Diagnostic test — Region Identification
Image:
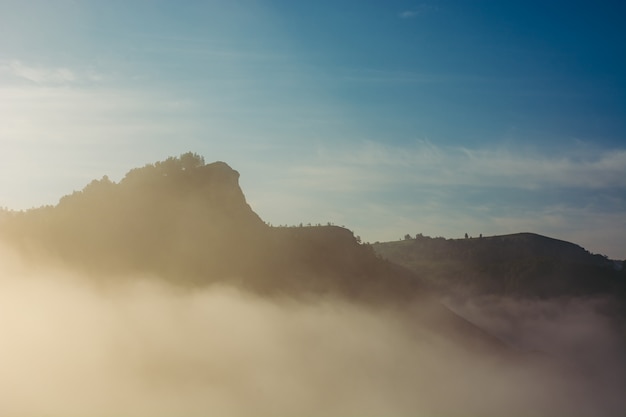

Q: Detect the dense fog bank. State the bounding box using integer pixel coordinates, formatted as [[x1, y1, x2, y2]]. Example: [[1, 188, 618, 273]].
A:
[[1, 245, 624, 417]]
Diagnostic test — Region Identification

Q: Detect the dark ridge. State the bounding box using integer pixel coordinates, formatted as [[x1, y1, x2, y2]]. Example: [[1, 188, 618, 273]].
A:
[[372, 232, 625, 302]]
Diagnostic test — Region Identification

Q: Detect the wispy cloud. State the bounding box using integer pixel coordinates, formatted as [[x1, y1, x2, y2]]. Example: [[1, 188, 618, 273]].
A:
[[398, 4, 438, 19], [399, 10, 419, 19], [2, 60, 103, 85], [247, 140, 626, 256], [454, 146, 626, 189], [295, 141, 626, 190]]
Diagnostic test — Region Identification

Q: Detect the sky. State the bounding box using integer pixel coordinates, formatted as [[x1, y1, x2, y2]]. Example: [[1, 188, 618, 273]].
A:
[[0, 0, 625, 258]]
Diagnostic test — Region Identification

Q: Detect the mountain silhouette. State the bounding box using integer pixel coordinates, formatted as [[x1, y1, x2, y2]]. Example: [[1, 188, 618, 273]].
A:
[[372, 233, 624, 300], [1, 153, 518, 353], [0, 153, 423, 300]]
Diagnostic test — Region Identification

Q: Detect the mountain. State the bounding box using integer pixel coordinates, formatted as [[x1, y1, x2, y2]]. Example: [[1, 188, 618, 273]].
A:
[[0, 153, 516, 355], [372, 233, 625, 300], [0, 153, 427, 302], [2, 156, 261, 279]]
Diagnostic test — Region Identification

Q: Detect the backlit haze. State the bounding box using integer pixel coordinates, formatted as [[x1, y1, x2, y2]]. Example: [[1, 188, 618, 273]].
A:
[[1, 0, 625, 258]]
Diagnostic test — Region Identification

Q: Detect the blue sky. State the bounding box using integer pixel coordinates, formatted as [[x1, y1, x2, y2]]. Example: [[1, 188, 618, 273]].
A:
[[1, 0, 625, 258]]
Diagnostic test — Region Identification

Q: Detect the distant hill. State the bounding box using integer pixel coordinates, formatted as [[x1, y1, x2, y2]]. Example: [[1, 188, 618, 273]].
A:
[[372, 233, 625, 300]]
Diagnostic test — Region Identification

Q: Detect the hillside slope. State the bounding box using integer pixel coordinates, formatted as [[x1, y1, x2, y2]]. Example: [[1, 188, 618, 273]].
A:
[[372, 233, 625, 300]]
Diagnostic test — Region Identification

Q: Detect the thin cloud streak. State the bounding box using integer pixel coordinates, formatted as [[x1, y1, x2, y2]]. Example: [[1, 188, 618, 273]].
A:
[[398, 4, 438, 19], [249, 141, 626, 257], [399, 10, 418, 19], [2, 60, 103, 85], [298, 141, 626, 190]]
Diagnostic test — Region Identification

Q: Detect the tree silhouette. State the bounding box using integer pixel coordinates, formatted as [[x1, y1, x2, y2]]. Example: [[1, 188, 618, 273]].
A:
[[180, 152, 205, 170]]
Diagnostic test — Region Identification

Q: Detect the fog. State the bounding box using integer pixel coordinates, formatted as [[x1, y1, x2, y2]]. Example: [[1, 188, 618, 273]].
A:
[[1, 245, 624, 417], [444, 295, 626, 370]]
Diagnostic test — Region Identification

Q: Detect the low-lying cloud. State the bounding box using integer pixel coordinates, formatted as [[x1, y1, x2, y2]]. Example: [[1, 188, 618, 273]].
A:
[[1, 245, 624, 417], [444, 294, 626, 382]]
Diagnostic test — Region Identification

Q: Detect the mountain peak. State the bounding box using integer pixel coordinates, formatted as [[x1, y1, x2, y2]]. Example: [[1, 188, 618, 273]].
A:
[[1, 153, 267, 278], [0, 153, 429, 302]]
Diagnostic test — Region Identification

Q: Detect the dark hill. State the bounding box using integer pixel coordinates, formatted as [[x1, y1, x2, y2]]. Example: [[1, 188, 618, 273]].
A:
[[0, 153, 422, 303], [372, 233, 625, 300], [1, 156, 266, 281]]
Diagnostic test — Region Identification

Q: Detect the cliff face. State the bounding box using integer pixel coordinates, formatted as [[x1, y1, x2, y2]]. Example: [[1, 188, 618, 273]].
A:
[[0, 155, 268, 281]]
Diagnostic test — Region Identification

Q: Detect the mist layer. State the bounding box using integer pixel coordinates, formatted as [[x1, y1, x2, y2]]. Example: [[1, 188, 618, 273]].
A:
[[0, 246, 624, 417]]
